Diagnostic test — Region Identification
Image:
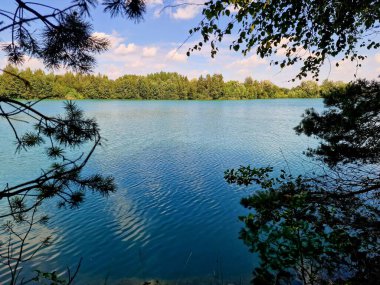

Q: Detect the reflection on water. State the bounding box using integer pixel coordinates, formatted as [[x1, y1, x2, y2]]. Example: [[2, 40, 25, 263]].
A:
[[0, 99, 323, 284], [0, 214, 61, 284]]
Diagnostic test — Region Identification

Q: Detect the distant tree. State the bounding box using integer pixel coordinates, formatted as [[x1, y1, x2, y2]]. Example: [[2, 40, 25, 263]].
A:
[[244, 77, 254, 86], [243, 77, 258, 99], [225, 80, 380, 284], [319, 79, 347, 97], [223, 80, 247, 99], [297, 81, 320, 98], [204, 74, 223, 99], [1, 67, 329, 100]]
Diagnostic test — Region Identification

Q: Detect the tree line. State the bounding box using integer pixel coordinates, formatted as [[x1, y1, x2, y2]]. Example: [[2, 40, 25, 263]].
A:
[[0, 65, 347, 100]]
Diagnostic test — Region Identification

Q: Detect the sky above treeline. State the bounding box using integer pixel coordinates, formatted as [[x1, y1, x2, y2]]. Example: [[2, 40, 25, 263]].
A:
[[0, 0, 379, 87]]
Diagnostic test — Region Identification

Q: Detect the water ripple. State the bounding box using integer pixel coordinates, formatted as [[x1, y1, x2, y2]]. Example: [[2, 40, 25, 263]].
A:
[[0, 99, 323, 283]]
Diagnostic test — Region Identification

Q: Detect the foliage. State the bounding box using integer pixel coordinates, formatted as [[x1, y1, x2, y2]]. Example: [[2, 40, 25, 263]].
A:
[[225, 166, 379, 284], [31, 259, 81, 285], [0, 100, 115, 215], [0, 1, 145, 283], [0, 98, 116, 284], [226, 80, 380, 284], [0, 0, 146, 72], [295, 79, 380, 166], [0, 66, 349, 100], [190, 0, 380, 80]]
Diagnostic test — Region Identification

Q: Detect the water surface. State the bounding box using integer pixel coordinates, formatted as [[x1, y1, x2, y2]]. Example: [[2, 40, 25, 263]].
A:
[[0, 99, 323, 284]]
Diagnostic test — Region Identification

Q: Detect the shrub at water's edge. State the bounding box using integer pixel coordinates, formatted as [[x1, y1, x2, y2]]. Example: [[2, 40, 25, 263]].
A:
[[226, 80, 380, 284], [0, 65, 347, 100]]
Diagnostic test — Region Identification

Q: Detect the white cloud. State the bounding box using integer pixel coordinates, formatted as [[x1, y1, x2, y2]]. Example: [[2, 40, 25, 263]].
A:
[[152, 0, 204, 19], [21, 57, 69, 74], [146, 0, 163, 5], [1, 57, 47, 71], [172, 5, 201, 20], [0, 57, 7, 67], [114, 43, 137, 55], [227, 55, 267, 68], [103, 65, 123, 79], [318, 58, 378, 82], [154, 63, 166, 69], [142, 47, 158, 57], [92, 31, 124, 48], [128, 60, 144, 68], [166, 49, 187, 62], [187, 69, 209, 79], [153, 8, 162, 18], [375, 53, 380, 63], [227, 4, 240, 14], [23, 58, 46, 70]]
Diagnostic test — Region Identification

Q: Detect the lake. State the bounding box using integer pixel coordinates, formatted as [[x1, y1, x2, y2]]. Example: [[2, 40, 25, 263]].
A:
[[0, 99, 324, 284]]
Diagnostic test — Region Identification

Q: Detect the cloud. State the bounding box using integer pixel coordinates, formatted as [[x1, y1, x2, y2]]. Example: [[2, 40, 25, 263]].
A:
[[103, 65, 123, 79], [375, 53, 380, 63], [0, 57, 45, 70], [92, 31, 124, 48], [152, 0, 204, 19], [237, 68, 254, 77], [153, 8, 162, 18], [128, 60, 144, 68], [142, 47, 158, 57], [154, 63, 166, 69], [171, 0, 205, 20], [166, 49, 187, 62], [187, 69, 209, 79], [227, 55, 267, 68], [114, 43, 137, 55], [320, 58, 375, 82], [172, 5, 201, 20], [23, 57, 47, 70], [227, 4, 240, 14], [17, 57, 69, 74], [146, 0, 163, 5]]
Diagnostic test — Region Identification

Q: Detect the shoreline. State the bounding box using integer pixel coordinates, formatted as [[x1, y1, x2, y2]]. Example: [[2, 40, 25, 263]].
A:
[[10, 97, 322, 101]]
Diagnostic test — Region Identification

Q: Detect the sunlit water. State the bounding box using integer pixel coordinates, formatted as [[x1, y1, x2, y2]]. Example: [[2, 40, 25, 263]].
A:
[[0, 99, 324, 284]]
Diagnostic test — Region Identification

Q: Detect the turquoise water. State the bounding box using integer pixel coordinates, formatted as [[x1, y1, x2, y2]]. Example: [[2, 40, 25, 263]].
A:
[[0, 99, 323, 284]]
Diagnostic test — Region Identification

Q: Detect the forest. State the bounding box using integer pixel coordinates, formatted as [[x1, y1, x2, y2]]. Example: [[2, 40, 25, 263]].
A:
[[0, 65, 347, 100], [1, 0, 379, 284]]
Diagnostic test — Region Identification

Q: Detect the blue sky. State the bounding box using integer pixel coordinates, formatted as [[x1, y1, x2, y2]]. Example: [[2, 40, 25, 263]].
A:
[[1, 0, 379, 87]]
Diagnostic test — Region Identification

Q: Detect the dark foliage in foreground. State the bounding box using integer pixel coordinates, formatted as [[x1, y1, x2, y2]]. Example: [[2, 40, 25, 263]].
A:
[[0, 98, 116, 284], [190, 0, 380, 80], [295, 80, 380, 166], [0, 100, 115, 215], [0, 0, 146, 72], [0, 1, 146, 283], [226, 80, 380, 284]]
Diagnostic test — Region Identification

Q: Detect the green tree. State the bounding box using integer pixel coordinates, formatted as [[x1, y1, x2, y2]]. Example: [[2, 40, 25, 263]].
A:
[[225, 80, 380, 284], [295, 79, 380, 167], [244, 77, 258, 99], [298, 81, 320, 98], [223, 80, 247, 99], [0, 65, 28, 98], [1, 68, 328, 100], [190, 0, 380, 79], [319, 79, 347, 97]]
